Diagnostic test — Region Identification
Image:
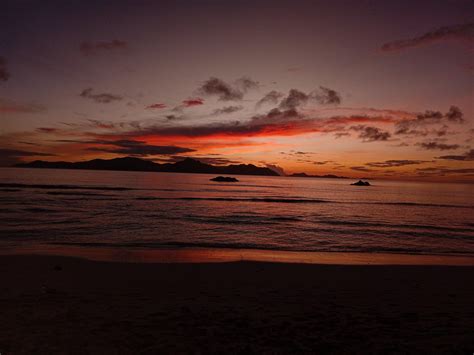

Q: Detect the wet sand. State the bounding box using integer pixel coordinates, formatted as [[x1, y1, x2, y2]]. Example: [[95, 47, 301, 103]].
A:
[[1, 254, 473, 353]]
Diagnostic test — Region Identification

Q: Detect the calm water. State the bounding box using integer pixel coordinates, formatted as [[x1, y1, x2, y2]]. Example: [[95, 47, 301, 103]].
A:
[[1, 167, 473, 256]]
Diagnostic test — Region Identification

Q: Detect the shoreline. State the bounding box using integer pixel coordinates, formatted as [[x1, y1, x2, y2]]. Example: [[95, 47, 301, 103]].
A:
[[2, 244, 474, 265]]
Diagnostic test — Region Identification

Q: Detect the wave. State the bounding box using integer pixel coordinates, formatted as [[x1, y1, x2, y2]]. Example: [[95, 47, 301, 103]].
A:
[[319, 220, 474, 233], [22, 207, 61, 213], [0, 183, 133, 191], [181, 213, 303, 225], [2, 183, 473, 210], [45, 191, 113, 197], [135, 196, 330, 203], [134, 196, 473, 208], [364, 201, 474, 209]]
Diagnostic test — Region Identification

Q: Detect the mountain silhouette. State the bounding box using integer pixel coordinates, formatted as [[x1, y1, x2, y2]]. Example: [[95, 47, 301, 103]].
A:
[[289, 172, 348, 179], [15, 157, 279, 176]]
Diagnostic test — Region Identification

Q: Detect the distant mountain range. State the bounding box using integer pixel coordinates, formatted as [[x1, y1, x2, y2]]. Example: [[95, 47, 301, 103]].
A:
[[15, 157, 279, 177], [288, 172, 348, 179]]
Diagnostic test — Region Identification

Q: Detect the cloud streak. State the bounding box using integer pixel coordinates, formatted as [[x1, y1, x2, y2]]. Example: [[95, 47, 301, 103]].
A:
[[146, 103, 166, 109], [436, 149, 474, 161], [80, 88, 123, 103], [417, 142, 460, 151], [182, 98, 204, 107], [85, 140, 195, 156], [366, 160, 429, 168], [380, 23, 474, 52], [212, 106, 243, 115]]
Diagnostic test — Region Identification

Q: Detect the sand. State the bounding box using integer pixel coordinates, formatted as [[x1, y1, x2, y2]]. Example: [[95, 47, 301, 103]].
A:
[[1, 254, 473, 354]]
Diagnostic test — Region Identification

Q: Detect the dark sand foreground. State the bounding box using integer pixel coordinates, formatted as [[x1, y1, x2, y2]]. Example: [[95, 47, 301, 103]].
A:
[[1, 255, 473, 354]]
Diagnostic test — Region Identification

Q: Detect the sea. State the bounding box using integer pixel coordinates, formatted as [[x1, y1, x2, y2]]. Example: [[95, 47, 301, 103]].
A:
[[1, 167, 473, 256]]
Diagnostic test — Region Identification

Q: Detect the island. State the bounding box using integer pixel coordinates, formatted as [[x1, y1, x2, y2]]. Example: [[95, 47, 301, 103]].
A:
[[210, 176, 239, 182], [14, 157, 279, 177], [351, 180, 371, 186], [289, 172, 348, 179]]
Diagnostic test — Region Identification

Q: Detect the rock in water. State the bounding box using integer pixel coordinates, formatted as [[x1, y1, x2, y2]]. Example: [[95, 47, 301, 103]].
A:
[[210, 176, 239, 182], [351, 180, 371, 186]]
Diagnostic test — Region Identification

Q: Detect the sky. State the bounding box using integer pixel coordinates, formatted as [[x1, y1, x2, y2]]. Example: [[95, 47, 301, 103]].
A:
[[1, 0, 473, 182]]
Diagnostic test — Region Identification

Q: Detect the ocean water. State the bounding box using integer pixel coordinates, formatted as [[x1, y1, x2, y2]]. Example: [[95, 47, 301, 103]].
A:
[[0, 167, 473, 256]]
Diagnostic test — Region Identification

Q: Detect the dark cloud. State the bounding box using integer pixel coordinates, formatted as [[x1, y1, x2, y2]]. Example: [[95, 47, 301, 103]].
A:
[[416, 110, 444, 121], [279, 89, 309, 110], [350, 125, 391, 142], [280, 151, 315, 157], [146, 103, 166, 109], [292, 151, 315, 156], [197, 77, 243, 101], [436, 149, 474, 161], [434, 125, 449, 137], [350, 166, 374, 172], [36, 127, 58, 133], [313, 161, 332, 165], [165, 115, 182, 121], [212, 106, 243, 115], [416, 166, 474, 176], [80, 88, 123, 103], [79, 110, 399, 142], [0, 99, 45, 113], [0, 148, 54, 157], [394, 106, 464, 135], [86, 119, 116, 129], [394, 128, 427, 137], [256, 91, 284, 108], [334, 132, 350, 139], [380, 22, 474, 52], [152, 155, 242, 165], [311, 86, 342, 105], [104, 114, 301, 139], [366, 160, 429, 168], [417, 142, 460, 150], [86, 140, 195, 156], [251, 108, 303, 124], [235, 77, 259, 92], [18, 141, 42, 146], [0, 148, 55, 166], [80, 40, 127, 55], [278, 87, 341, 109], [0, 57, 10, 82], [182, 98, 204, 107], [445, 105, 464, 123]]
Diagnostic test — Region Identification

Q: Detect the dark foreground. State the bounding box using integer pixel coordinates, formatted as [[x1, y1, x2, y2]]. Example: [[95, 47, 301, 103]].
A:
[[1, 255, 473, 354]]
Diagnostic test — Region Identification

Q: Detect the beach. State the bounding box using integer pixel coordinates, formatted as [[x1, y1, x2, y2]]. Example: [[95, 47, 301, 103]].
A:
[[1, 253, 473, 354]]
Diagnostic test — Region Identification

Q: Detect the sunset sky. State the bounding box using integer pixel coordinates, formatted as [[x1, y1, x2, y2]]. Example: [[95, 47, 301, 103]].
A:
[[1, 0, 473, 181]]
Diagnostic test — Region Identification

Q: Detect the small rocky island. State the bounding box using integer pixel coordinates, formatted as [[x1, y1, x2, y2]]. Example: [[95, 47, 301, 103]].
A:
[[210, 176, 239, 182], [351, 180, 371, 186]]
